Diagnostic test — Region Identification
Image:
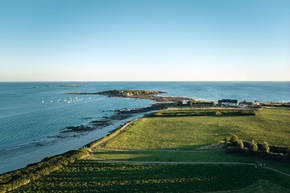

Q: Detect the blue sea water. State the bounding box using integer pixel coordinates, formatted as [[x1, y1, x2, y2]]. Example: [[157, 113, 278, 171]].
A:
[[0, 81, 289, 173]]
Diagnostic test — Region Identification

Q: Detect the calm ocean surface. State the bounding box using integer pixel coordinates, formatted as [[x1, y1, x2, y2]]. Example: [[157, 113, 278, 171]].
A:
[[0, 81, 289, 173]]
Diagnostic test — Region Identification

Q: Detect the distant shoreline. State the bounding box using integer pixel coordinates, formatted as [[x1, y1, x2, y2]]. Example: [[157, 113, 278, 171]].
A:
[[68, 89, 290, 108], [68, 89, 192, 103], [1, 88, 289, 175]]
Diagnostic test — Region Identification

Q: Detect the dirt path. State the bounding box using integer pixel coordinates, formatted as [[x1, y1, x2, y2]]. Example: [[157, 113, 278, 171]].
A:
[[95, 148, 225, 153], [262, 166, 290, 177], [88, 158, 290, 177]]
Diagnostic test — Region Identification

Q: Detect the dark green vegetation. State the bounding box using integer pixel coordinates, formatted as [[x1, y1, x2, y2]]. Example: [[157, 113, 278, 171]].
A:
[[0, 149, 89, 192], [12, 161, 290, 193], [225, 135, 290, 163], [3, 108, 290, 192], [90, 108, 290, 191], [151, 108, 255, 117], [260, 102, 290, 108], [92, 149, 290, 173]]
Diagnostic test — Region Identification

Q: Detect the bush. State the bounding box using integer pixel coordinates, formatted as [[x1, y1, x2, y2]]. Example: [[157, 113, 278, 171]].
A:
[[249, 140, 258, 151], [229, 135, 239, 146], [225, 136, 290, 163], [261, 142, 270, 153], [236, 140, 244, 149], [269, 145, 288, 154], [223, 137, 229, 144], [215, 111, 222, 116], [226, 148, 289, 163]]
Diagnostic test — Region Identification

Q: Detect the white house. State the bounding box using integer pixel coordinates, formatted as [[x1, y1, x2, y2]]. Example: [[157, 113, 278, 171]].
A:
[[218, 99, 239, 107], [182, 100, 189, 105]]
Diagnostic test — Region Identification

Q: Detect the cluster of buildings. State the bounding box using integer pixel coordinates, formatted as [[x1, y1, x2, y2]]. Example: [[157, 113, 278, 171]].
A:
[[217, 99, 239, 107], [218, 99, 260, 107], [181, 99, 260, 108]]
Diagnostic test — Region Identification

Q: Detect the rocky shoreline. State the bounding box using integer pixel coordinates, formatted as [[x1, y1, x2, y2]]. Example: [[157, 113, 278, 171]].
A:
[[62, 89, 194, 134], [60, 103, 168, 134], [62, 90, 193, 134]]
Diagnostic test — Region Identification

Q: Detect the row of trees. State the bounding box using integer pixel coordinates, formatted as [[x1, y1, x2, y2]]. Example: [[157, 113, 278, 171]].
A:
[[227, 135, 270, 153], [224, 135, 290, 163]]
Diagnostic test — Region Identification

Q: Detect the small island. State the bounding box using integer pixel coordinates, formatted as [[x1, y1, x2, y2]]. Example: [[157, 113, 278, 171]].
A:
[[60, 84, 86, 87], [68, 89, 191, 102]]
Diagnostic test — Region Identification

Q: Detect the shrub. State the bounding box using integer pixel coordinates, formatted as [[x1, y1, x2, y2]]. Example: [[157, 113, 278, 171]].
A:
[[229, 135, 239, 146], [261, 142, 270, 153], [287, 147, 290, 155], [223, 137, 228, 144], [249, 140, 258, 151], [215, 111, 222, 116], [236, 140, 244, 149]]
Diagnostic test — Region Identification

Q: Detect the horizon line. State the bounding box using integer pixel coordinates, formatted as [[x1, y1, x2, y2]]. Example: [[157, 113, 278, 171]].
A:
[[1, 80, 289, 83]]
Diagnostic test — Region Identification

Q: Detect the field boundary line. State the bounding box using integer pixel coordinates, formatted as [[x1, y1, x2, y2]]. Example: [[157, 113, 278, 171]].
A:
[[95, 148, 225, 153], [90, 159, 290, 177]]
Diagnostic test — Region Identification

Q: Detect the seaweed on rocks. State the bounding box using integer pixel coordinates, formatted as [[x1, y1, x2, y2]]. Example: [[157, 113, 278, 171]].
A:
[[59, 103, 168, 135], [62, 125, 94, 133]]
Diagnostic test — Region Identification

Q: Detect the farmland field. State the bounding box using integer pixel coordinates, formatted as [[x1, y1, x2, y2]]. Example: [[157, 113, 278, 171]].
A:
[[12, 161, 290, 193], [8, 108, 290, 192], [101, 108, 290, 150], [91, 150, 290, 174]]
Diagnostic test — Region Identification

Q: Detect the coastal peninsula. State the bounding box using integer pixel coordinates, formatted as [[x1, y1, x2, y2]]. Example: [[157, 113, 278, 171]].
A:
[[68, 89, 192, 102], [61, 90, 191, 134]]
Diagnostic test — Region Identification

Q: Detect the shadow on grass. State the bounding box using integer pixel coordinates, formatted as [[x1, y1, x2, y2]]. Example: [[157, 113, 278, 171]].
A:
[[92, 146, 290, 175], [15, 160, 290, 193]]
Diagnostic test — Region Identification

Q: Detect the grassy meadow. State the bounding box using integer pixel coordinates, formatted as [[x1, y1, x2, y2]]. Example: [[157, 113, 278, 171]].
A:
[[8, 108, 290, 192], [100, 108, 290, 150]]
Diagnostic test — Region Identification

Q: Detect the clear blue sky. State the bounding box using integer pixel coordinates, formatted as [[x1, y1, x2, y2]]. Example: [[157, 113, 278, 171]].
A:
[[0, 0, 289, 81]]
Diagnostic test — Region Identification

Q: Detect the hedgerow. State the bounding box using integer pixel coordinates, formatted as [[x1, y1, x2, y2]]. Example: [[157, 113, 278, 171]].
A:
[[0, 148, 89, 193]]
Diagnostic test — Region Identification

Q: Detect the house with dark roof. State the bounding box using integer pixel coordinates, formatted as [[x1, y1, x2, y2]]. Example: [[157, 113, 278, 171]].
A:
[[218, 99, 239, 107]]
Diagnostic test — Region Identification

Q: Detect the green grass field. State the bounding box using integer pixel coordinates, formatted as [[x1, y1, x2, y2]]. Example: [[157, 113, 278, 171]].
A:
[[10, 108, 290, 192], [151, 108, 255, 116], [101, 108, 290, 150], [91, 150, 290, 174], [12, 161, 290, 193]]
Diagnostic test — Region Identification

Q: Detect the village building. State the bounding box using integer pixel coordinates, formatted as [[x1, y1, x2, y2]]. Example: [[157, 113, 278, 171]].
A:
[[182, 100, 189, 105], [218, 99, 239, 107]]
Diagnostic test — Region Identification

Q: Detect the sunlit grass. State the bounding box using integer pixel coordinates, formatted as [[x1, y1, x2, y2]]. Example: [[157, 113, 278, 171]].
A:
[[11, 108, 290, 192], [92, 149, 252, 162], [101, 108, 290, 150]]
